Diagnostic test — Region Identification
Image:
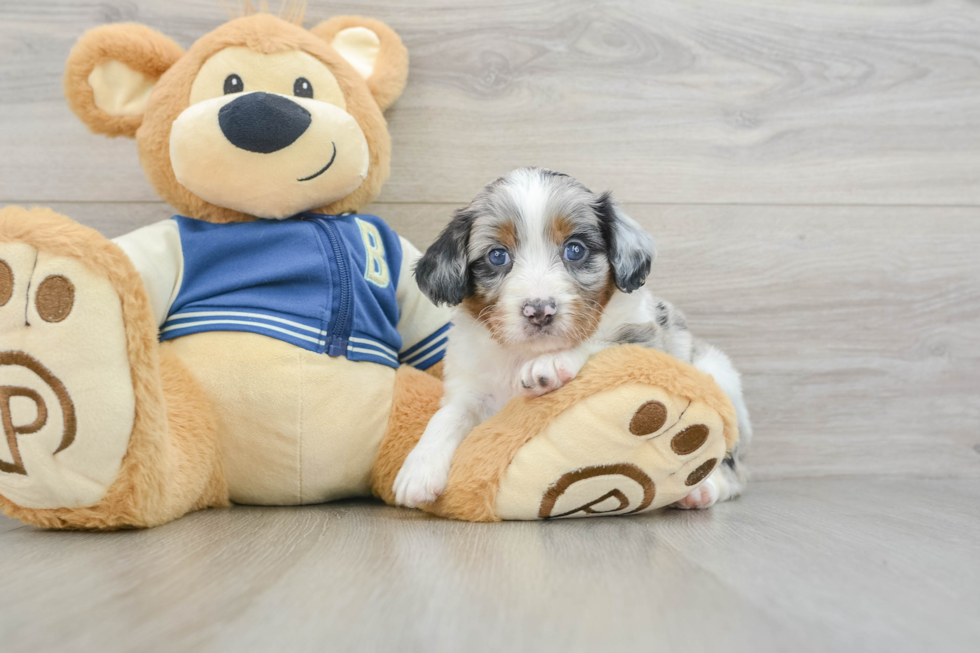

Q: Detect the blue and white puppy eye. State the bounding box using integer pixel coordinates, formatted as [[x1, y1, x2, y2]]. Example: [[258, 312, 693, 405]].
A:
[[488, 248, 510, 266], [563, 241, 587, 261]]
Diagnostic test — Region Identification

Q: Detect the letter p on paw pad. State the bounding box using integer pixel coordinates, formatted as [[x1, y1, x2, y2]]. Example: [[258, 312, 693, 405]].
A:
[[0, 244, 135, 510]]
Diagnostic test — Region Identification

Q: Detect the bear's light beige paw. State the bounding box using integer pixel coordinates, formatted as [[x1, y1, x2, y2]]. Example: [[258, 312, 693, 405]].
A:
[[495, 383, 727, 520], [0, 239, 135, 510]]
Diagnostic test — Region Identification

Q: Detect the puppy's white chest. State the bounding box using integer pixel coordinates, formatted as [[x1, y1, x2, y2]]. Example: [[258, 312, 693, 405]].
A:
[[473, 358, 526, 420], [445, 342, 527, 420]]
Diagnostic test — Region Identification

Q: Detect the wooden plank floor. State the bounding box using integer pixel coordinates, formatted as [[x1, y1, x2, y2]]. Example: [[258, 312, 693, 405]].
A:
[[2, 479, 978, 653], [2, 1, 980, 651]]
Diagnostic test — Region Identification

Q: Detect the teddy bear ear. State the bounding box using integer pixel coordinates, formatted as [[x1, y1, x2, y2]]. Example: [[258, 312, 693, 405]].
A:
[[310, 16, 409, 111], [64, 23, 184, 138]]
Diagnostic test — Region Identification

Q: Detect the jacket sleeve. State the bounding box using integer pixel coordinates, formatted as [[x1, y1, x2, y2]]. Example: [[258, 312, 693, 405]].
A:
[[395, 236, 452, 370], [112, 219, 184, 328]]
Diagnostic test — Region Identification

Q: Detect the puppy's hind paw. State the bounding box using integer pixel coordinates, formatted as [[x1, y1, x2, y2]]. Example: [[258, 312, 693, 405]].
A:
[[670, 477, 719, 510]]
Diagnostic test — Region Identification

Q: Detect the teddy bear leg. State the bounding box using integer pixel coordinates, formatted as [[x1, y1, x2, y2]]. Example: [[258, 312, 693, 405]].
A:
[[423, 345, 739, 522], [0, 207, 228, 529]]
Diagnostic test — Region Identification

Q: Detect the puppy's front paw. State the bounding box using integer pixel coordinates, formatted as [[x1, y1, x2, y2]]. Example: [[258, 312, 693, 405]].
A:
[[393, 447, 451, 508], [517, 351, 583, 398], [670, 477, 719, 510]]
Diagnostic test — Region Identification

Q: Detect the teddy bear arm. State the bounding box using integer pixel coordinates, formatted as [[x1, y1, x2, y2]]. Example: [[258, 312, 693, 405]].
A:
[[394, 235, 453, 375], [111, 219, 184, 328]]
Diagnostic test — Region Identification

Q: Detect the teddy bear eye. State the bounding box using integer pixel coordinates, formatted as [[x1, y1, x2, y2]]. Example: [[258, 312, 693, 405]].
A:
[[293, 77, 313, 98], [223, 74, 243, 95]]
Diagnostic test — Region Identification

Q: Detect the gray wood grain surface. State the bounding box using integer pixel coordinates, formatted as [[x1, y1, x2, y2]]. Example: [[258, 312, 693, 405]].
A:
[[2, 478, 978, 653], [2, 1, 979, 651], [2, 0, 980, 205]]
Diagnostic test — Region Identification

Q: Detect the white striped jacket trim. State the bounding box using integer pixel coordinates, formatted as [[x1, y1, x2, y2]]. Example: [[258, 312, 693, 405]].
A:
[[347, 346, 399, 364], [168, 310, 325, 335], [348, 336, 398, 358], [161, 319, 326, 346], [400, 337, 448, 366], [407, 344, 447, 369], [163, 311, 408, 366]]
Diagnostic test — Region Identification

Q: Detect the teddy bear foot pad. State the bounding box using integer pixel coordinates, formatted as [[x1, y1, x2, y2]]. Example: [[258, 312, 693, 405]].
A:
[[496, 382, 727, 519], [0, 215, 136, 510]]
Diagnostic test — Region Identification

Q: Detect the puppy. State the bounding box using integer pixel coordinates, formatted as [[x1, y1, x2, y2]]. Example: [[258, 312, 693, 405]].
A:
[[393, 168, 752, 510]]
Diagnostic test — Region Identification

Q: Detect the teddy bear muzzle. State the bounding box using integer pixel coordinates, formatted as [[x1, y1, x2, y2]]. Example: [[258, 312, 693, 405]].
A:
[[218, 92, 311, 154], [169, 91, 370, 220]]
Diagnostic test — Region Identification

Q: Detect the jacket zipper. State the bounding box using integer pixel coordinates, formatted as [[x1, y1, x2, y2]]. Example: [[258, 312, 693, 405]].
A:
[[314, 216, 352, 357]]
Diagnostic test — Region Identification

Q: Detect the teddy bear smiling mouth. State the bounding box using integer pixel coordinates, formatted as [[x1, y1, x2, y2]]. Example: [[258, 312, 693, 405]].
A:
[[297, 141, 337, 182]]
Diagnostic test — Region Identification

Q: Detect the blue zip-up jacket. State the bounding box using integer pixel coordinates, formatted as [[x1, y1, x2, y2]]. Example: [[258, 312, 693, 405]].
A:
[[114, 213, 452, 370]]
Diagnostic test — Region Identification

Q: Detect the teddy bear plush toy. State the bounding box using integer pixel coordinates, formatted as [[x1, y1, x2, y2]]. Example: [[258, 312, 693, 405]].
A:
[[0, 10, 738, 529]]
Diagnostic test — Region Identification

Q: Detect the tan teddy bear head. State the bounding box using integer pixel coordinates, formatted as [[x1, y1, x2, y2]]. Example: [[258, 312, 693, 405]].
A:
[[64, 10, 408, 223]]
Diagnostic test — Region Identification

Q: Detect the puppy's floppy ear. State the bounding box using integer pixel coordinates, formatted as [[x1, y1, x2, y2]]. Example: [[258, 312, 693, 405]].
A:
[[311, 16, 409, 111], [64, 23, 184, 138], [594, 192, 656, 293], [415, 208, 475, 306]]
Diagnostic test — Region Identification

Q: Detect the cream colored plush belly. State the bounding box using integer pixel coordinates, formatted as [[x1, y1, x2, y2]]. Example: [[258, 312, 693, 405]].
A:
[[167, 332, 395, 506]]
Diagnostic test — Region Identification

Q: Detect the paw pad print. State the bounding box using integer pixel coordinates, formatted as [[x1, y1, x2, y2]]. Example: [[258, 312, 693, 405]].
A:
[[629, 400, 667, 435], [495, 382, 727, 520], [34, 275, 75, 322], [538, 463, 655, 519], [0, 351, 77, 476], [0, 259, 12, 306], [0, 244, 134, 510]]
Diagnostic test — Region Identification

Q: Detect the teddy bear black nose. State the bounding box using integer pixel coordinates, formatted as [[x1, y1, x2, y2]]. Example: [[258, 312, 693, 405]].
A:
[[218, 92, 311, 154]]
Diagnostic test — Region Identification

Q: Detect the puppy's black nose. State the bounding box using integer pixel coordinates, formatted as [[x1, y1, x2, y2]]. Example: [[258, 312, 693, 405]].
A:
[[218, 92, 311, 154], [523, 299, 557, 327]]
